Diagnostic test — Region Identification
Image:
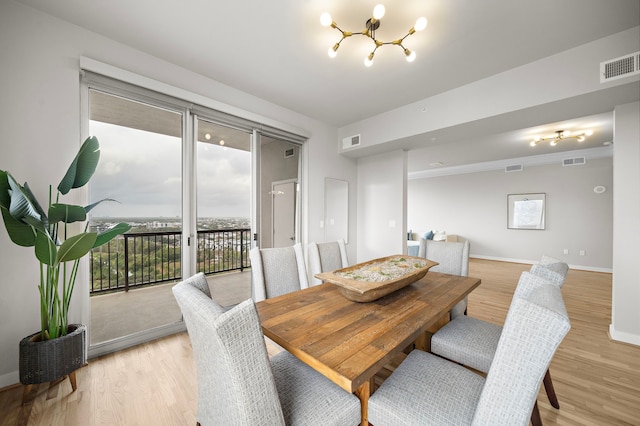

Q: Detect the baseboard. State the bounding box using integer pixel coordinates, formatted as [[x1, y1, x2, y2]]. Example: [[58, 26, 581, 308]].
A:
[[0, 370, 19, 390], [609, 324, 640, 347], [470, 255, 612, 273], [88, 321, 186, 359]]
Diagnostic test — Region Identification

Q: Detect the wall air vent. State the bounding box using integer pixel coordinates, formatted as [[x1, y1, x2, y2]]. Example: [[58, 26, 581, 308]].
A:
[[284, 147, 295, 158], [600, 51, 640, 83], [505, 164, 523, 173], [342, 134, 361, 149], [562, 157, 586, 167]]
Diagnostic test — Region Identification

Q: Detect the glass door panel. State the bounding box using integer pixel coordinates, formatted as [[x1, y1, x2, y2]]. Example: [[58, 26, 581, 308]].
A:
[[195, 119, 252, 307], [88, 89, 183, 346]]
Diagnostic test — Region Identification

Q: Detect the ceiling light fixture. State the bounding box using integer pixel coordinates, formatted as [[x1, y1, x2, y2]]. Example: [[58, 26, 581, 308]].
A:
[[529, 129, 593, 147], [320, 4, 427, 67]]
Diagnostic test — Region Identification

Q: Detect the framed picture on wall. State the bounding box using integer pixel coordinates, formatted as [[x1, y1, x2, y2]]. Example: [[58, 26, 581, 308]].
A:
[[507, 193, 546, 230]]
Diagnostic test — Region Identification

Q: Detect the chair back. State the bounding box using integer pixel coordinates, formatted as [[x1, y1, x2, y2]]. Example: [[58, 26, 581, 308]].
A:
[[417, 239, 470, 276], [249, 243, 309, 302], [308, 239, 348, 285], [418, 239, 470, 317], [173, 277, 285, 425], [530, 255, 569, 287], [471, 277, 570, 426]]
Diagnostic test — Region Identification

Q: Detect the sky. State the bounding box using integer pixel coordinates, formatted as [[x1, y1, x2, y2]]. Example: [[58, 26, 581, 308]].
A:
[[89, 121, 251, 218]]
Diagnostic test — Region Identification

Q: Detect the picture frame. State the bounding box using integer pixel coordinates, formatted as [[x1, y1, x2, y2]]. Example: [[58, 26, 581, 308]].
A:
[[507, 193, 546, 230]]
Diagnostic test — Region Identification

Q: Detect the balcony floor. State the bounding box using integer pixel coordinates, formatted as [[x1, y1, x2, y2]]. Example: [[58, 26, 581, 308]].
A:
[[90, 271, 251, 344]]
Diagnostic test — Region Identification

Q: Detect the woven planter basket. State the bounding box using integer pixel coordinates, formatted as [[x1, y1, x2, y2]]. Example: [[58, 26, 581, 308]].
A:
[[19, 324, 86, 385]]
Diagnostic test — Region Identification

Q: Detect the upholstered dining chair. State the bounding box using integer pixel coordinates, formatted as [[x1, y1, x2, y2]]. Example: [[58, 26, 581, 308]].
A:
[[430, 268, 569, 425], [307, 239, 349, 285], [368, 276, 570, 426], [249, 243, 309, 302], [530, 255, 570, 287], [172, 273, 361, 426], [417, 238, 470, 318]]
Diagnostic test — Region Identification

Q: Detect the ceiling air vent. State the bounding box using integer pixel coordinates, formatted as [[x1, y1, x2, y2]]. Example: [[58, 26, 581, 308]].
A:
[[284, 147, 295, 158], [563, 157, 586, 167], [342, 134, 361, 149], [600, 51, 640, 83], [505, 164, 523, 173]]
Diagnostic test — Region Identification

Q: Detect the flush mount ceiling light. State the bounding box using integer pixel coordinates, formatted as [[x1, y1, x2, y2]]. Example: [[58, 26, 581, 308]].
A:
[[529, 129, 594, 147], [320, 4, 427, 67]]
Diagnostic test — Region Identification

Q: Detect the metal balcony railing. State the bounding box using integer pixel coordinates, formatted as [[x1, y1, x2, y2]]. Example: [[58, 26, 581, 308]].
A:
[[90, 228, 252, 294]]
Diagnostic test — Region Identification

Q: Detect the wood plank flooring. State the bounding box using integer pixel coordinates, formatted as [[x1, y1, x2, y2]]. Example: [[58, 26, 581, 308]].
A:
[[1, 259, 639, 425]]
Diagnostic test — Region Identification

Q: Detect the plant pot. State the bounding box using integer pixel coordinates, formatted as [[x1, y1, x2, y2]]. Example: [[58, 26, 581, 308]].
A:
[[19, 324, 86, 385]]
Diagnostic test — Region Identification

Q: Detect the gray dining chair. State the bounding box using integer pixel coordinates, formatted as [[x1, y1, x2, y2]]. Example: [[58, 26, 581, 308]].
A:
[[172, 273, 361, 426], [417, 238, 470, 318], [531, 255, 570, 287], [249, 243, 309, 302], [368, 275, 570, 426], [307, 239, 349, 285], [430, 266, 569, 425]]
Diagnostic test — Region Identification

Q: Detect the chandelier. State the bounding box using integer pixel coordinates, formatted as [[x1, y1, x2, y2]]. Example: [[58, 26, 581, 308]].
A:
[[320, 4, 427, 67], [529, 130, 594, 147]]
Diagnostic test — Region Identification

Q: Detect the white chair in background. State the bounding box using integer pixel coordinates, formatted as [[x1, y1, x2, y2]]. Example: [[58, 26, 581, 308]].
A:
[[307, 239, 348, 285], [249, 244, 309, 302], [418, 238, 470, 318]]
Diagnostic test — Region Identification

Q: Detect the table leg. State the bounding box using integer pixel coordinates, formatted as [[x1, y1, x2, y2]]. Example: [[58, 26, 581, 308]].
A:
[[355, 380, 371, 426]]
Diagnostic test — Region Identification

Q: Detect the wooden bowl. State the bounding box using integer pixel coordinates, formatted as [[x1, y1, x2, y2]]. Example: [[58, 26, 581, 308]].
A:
[[315, 255, 439, 302]]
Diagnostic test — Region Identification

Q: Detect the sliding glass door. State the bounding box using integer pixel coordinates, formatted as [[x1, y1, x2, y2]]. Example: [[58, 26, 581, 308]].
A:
[[88, 89, 185, 349]]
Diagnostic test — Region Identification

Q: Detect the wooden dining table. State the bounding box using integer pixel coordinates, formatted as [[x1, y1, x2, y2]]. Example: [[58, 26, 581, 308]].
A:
[[255, 271, 481, 426]]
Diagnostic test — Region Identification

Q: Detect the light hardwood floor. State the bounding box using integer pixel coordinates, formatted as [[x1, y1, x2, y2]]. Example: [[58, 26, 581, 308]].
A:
[[1, 259, 639, 425]]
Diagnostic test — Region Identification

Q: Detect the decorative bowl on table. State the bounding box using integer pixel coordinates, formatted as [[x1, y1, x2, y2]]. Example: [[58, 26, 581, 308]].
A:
[[315, 255, 439, 302]]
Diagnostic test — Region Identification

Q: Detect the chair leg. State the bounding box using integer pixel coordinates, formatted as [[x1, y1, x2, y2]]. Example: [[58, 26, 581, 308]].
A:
[[543, 368, 560, 409], [531, 400, 543, 426]]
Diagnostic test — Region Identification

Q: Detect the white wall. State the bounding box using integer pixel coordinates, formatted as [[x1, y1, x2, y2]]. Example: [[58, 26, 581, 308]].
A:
[[0, 1, 356, 387], [356, 151, 407, 262], [611, 101, 640, 346], [408, 158, 613, 270]]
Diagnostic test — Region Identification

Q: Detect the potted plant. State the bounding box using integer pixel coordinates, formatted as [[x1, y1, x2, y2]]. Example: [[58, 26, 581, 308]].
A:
[[0, 136, 130, 399]]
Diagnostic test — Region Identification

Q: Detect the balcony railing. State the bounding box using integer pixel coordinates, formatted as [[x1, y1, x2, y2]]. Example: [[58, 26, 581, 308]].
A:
[[90, 228, 252, 294]]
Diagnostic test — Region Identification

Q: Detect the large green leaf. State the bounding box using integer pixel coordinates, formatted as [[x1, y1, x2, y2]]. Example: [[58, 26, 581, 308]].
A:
[[85, 198, 119, 214], [57, 232, 97, 262], [6, 175, 42, 224], [35, 230, 57, 265], [49, 203, 86, 224], [0, 207, 36, 246], [57, 136, 100, 195], [93, 222, 131, 248]]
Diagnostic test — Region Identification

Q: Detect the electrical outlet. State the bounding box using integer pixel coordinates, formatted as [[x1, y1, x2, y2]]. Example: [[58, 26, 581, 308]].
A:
[[563, 249, 569, 255], [579, 250, 586, 256]]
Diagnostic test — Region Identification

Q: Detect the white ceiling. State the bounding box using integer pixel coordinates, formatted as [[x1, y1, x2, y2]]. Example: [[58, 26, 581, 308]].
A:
[[16, 0, 640, 169]]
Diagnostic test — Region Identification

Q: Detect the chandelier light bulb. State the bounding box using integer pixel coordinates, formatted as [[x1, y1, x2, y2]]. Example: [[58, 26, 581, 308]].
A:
[[405, 50, 416, 62], [320, 12, 333, 27], [562, 130, 571, 137], [577, 136, 585, 142], [585, 129, 594, 136], [373, 4, 386, 20], [530, 140, 537, 147], [328, 43, 339, 58], [365, 52, 375, 67], [550, 140, 558, 146], [415, 17, 428, 31]]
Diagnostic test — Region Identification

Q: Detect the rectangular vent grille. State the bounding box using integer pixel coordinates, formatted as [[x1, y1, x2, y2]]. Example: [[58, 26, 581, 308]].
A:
[[505, 164, 523, 173], [342, 134, 360, 149], [563, 157, 586, 167], [284, 147, 295, 158], [600, 52, 640, 82]]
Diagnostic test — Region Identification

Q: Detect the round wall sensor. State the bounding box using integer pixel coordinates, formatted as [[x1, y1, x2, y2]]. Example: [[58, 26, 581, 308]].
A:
[[593, 186, 606, 194]]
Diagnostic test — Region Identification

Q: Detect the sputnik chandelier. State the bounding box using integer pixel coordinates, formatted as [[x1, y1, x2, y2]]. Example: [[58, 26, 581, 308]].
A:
[[529, 129, 594, 147], [320, 4, 427, 67]]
